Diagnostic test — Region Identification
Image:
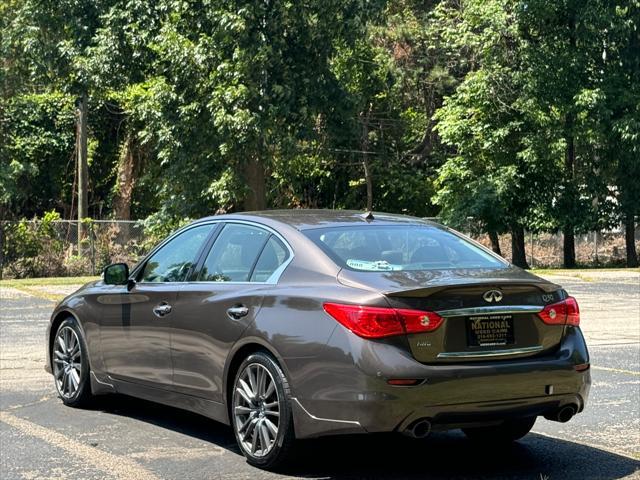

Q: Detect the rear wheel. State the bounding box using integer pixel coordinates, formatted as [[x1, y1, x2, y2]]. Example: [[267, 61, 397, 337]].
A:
[[231, 352, 295, 469], [462, 416, 536, 443], [52, 318, 92, 407]]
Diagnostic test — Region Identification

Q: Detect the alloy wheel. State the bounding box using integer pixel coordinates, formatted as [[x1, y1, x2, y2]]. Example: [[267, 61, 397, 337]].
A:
[[233, 363, 281, 458], [52, 326, 82, 398]]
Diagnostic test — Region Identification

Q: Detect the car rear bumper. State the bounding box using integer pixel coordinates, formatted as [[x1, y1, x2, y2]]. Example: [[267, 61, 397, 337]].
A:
[[289, 326, 590, 439]]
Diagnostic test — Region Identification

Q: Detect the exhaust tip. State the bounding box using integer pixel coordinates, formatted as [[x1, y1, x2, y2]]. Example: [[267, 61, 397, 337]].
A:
[[405, 419, 432, 439], [546, 405, 577, 423], [557, 405, 576, 423]]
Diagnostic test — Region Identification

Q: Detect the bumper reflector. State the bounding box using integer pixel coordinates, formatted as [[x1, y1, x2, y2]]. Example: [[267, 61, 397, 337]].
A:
[[387, 379, 421, 386]]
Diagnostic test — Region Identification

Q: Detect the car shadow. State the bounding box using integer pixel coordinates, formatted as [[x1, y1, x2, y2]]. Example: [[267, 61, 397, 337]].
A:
[[93, 394, 639, 479]]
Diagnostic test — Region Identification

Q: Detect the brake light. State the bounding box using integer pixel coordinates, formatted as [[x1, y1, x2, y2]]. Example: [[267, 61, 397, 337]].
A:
[[323, 303, 443, 339], [538, 297, 580, 326]]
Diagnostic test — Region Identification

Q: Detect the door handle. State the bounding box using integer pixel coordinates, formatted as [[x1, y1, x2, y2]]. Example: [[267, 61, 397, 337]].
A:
[[227, 305, 249, 320], [153, 303, 172, 317]]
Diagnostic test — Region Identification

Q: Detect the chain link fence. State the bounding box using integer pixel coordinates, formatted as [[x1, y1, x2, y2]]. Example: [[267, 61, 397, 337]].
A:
[[0, 220, 147, 279], [424, 217, 639, 268], [472, 231, 636, 268], [1, 218, 638, 279]]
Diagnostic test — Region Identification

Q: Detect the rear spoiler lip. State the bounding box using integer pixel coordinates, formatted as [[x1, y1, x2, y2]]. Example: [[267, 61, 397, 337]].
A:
[[383, 279, 561, 297]]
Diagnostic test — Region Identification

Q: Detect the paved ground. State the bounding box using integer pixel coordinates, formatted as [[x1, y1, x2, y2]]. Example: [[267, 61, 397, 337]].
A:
[[1, 271, 638, 479]]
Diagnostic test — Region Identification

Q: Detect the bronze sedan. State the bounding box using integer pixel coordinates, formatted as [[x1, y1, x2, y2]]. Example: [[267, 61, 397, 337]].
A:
[[45, 210, 590, 469]]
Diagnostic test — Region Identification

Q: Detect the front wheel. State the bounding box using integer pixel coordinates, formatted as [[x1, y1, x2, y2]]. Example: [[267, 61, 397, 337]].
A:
[[52, 318, 93, 407], [231, 352, 296, 469], [462, 416, 536, 443]]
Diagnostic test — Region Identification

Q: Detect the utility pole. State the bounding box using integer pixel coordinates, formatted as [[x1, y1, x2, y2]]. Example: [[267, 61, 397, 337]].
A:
[[77, 92, 88, 253]]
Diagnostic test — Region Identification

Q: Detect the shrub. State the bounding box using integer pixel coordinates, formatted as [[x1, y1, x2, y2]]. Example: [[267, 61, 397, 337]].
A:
[[2, 211, 66, 278], [63, 251, 92, 277]]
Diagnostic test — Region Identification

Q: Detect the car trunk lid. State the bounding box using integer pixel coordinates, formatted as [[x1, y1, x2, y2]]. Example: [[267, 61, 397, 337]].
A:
[[338, 267, 565, 363]]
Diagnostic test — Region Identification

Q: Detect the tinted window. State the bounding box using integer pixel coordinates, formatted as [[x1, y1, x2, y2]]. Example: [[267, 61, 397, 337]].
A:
[[141, 224, 213, 282], [304, 225, 506, 271], [250, 236, 290, 282], [198, 224, 269, 282]]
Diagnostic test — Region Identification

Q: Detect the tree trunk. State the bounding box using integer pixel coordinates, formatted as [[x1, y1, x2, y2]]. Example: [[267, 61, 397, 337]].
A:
[[243, 156, 267, 211], [0, 221, 4, 281], [562, 113, 577, 268], [361, 107, 374, 211], [113, 135, 136, 221], [625, 213, 639, 267], [563, 228, 576, 268], [488, 230, 502, 256], [511, 226, 529, 269], [76, 92, 89, 252]]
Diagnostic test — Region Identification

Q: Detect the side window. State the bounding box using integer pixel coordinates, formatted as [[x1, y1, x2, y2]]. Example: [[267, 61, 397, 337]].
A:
[[140, 224, 213, 283], [250, 236, 290, 282], [198, 224, 269, 282]]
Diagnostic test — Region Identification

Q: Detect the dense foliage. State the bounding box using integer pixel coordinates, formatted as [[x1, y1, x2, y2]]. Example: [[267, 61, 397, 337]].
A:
[[1, 0, 638, 267]]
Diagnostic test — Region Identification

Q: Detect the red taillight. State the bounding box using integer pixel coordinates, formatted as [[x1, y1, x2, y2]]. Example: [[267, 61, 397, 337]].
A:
[[322, 303, 443, 339], [387, 379, 421, 386], [538, 297, 580, 326], [395, 308, 444, 334]]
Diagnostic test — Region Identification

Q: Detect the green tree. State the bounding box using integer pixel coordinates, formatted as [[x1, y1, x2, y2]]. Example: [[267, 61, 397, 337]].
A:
[[0, 93, 76, 219], [603, 1, 640, 266], [517, 0, 634, 267], [432, 0, 556, 268], [1, 0, 119, 222]]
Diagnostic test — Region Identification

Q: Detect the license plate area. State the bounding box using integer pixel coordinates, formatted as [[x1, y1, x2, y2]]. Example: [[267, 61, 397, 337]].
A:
[[466, 314, 514, 347]]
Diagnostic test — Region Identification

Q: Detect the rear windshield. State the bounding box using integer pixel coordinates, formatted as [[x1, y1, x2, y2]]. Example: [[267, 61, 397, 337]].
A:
[[303, 225, 507, 271]]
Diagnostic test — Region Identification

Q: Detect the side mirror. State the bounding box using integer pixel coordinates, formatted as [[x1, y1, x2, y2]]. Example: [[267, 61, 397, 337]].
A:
[[103, 263, 129, 286]]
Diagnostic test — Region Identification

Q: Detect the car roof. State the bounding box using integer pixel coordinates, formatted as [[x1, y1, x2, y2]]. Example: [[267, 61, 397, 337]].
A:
[[194, 209, 442, 231]]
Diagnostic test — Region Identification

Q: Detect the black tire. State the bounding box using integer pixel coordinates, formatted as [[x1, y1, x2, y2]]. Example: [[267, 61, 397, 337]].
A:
[[231, 351, 296, 470], [51, 318, 93, 407], [462, 416, 536, 443]]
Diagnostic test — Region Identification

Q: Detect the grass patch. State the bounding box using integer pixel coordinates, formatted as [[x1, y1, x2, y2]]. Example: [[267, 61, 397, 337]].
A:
[[0, 276, 100, 288], [531, 267, 639, 283], [531, 267, 639, 274], [532, 270, 596, 282], [0, 276, 99, 302]]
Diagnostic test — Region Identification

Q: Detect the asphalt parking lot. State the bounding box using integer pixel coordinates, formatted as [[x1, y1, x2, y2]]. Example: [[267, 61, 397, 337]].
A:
[[1, 271, 639, 479]]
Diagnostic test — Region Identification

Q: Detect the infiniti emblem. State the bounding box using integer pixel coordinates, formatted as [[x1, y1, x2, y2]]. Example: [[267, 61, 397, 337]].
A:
[[483, 289, 503, 303]]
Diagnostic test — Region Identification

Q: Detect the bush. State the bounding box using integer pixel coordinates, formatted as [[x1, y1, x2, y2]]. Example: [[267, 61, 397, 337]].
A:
[[63, 251, 92, 277], [2, 211, 66, 278], [92, 222, 144, 271], [0, 214, 151, 279]]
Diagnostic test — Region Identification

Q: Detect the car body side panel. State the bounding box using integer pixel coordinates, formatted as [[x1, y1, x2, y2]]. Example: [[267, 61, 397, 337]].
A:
[[111, 376, 229, 425], [170, 283, 265, 400], [98, 283, 175, 388], [245, 286, 376, 356], [47, 289, 104, 376], [215, 282, 388, 424]]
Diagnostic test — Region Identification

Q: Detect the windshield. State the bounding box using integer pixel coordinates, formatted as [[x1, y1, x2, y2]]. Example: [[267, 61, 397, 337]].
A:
[[304, 225, 507, 272]]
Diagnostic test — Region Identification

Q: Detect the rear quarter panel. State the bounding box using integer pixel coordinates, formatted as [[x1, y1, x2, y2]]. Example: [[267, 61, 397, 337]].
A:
[[235, 283, 389, 396]]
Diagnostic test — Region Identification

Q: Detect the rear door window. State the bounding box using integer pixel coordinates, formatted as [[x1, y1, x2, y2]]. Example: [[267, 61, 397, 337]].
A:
[[198, 224, 269, 282], [250, 236, 290, 282]]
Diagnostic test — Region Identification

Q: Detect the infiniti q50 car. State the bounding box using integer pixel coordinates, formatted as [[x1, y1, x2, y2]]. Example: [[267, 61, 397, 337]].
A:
[[46, 210, 590, 468]]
